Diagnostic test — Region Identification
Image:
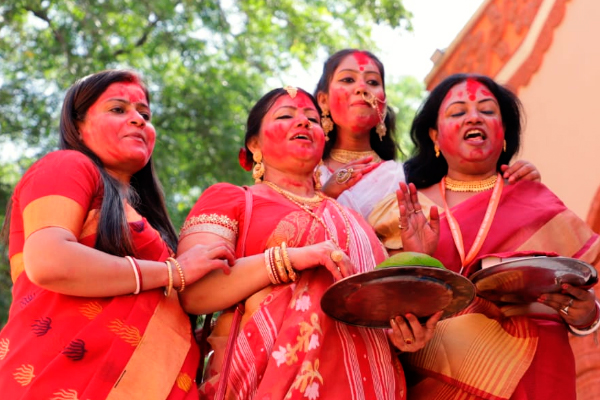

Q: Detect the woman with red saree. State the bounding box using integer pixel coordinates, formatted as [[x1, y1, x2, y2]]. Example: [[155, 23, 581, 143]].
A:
[[178, 87, 440, 400], [0, 70, 234, 399], [371, 73, 600, 400]]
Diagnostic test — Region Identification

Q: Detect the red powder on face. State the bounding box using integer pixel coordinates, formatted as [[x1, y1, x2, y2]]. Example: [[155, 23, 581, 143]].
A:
[[353, 51, 372, 66], [466, 78, 483, 101]]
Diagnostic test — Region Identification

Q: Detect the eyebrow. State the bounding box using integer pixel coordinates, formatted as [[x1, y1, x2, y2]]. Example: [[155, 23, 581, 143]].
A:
[[106, 98, 150, 108], [447, 98, 498, 107], [336, 68, 381, 75], [274, 106, 317, 113]]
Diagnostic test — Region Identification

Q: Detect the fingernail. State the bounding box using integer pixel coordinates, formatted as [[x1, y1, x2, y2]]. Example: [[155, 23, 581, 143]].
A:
[[562, 284, 569, 290]]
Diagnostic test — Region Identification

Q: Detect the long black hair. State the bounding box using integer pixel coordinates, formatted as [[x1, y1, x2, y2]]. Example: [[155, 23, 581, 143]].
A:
[[2, 70, 177, 255], [404, 73, 523, 188], [314, 49, 399, 161]]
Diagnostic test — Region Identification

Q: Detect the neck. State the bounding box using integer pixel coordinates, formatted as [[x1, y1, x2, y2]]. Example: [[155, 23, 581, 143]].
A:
[[332, 126, 373, 152], [262, 169, 316, 197]]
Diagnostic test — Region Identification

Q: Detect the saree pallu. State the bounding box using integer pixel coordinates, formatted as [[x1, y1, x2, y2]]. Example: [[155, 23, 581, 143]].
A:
[[184, 183, 406, 400], [0, 150, 199, 400], [372, 180, 600, 400]]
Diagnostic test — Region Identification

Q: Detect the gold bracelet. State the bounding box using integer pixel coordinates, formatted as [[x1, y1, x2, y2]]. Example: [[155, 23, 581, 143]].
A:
[[268, 248, 282, 284], [125, 256, 141, 295], [280, 242, 297, 282], [265, 248, 279, 284], [273, 246, 289, 283], [167, 257, 186, 292], [164, 260, 174, 297]]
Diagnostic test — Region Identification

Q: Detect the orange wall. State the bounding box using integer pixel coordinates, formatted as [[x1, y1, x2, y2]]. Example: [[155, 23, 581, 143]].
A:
[[516, 0, 600, 219]]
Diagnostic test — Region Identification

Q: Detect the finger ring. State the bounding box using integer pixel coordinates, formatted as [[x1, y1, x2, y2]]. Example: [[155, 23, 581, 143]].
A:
[[335, 168, 353, 184], [330, 250, 344, 262], [404, 338, 413, 345], [560, 305, 570, 315], [568, 298, 574, 307]]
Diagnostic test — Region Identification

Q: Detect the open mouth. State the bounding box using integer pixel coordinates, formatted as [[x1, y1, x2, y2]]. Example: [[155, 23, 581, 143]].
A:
[[291, 133, 311, 141], [464, 129, 486, 140]]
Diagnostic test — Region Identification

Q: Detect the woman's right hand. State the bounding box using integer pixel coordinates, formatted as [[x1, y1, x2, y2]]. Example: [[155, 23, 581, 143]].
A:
[[396, 182, 440, 255], [286, 240, 353, 281], [176, 242, 236, 286], [322, 157, 380, 199]]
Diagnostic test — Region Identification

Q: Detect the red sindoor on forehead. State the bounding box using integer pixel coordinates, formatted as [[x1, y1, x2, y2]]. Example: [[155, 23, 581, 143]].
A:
[[353, 51, 373, 71]]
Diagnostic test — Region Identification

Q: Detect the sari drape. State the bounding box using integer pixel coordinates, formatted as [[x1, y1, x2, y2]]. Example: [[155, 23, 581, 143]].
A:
[[182, 183, 406, 400], [0, 150, 199, 400], [371, 180, 600, 400]]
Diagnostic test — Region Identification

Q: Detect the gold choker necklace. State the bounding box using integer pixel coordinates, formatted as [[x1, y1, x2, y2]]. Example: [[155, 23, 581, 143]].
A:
[[330, 149, 381, 164], [262, 181, 323, 205], [444, 174, 498, 192]]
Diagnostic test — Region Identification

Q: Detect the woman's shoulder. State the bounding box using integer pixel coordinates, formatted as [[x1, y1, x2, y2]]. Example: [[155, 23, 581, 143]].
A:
[[17, 150, 100, 189], [200, 182, 247, 200]]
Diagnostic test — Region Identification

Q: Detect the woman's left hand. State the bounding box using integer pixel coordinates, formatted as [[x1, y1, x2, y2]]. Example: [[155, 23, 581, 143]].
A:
[[500, 160, 541, 184], [387, 311, 443, 352], [538, 284, 597, 327]]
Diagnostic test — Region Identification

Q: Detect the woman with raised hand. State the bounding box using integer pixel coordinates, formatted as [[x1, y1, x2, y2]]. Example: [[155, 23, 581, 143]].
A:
[[0, 69, 234, 399], [179, 86, 439, 400], [389, 73, 600, 400]]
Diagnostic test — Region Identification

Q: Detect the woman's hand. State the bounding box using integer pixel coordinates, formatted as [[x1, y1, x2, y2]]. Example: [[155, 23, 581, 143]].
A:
[[387, 311, 442, 352], [176, 242, 236, 286], [286, 240, 353, 281], [321, 156, 380, 199], [396, 182, 440, 255], [500, 159, 541, 184], [538, 284, 597, 327]]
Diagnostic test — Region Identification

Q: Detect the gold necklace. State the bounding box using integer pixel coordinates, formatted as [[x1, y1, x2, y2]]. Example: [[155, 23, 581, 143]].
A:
[[444, 174, 499, 192], [262, 181, 350, 251], [261, 181, 323, 205], [329, 149, 382, 164]]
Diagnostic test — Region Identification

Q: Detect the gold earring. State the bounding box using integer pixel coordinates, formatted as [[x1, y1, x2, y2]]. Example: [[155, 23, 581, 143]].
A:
[[252, 150, 265, 183], [434, 144, 440, 158], [376, 106, 387, 141], [503, 140, 507, 152], [313, 164, 322, 190], [321, 108, 334, 141]]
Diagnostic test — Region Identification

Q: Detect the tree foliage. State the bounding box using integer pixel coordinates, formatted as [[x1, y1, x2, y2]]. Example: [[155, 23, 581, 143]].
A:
[[0, 0, 415, 326]]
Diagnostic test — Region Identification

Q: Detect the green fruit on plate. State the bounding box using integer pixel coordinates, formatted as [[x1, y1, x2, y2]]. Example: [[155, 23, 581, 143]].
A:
[[376, 252, 445, 269]]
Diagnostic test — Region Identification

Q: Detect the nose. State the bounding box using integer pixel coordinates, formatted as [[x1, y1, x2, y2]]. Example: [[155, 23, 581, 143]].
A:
[[465, 108, 483, 124], [129, 111, 146, 127], [296, 115, 311, 128]]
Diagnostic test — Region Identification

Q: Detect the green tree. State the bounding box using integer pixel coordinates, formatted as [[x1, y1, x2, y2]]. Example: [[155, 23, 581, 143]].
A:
[[0, 0, 415, 326]]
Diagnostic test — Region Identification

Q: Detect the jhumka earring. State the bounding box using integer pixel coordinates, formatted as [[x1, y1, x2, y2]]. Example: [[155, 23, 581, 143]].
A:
[[503, 140, 507, 152], [252, 150, 265, 183], [321, 107, 334, 141], [434, 144, 440, 158], [375, 108, 388, 141], [313, 163, 323, 190]]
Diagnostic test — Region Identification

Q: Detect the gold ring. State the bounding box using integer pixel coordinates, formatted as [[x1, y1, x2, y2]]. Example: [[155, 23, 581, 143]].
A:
[[335, 168, 353, 184], [398, 223, 407, 230], [404, 338, 413, 345], [330, 250, 344, 262]]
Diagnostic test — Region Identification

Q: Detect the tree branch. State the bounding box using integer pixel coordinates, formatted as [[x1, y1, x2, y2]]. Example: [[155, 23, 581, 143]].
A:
[[24, 6, 70, 60], [113, 19, 159, 57]]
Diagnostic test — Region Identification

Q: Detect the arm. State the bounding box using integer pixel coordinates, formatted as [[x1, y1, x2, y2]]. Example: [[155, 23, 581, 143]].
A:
[[178, 232, 353, 315], [24, 227, 234, 297]]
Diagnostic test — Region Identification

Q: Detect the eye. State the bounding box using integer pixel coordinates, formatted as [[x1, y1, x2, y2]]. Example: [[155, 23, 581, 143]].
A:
[[139, 112, 151, 121], [367, 79, 381, 86], [276, 114, 293, 120], [450, 111, 465, 118], [308, 117, 319, 123], [110, 106, 124, 114], [480, 110, 496, 115], [340, 77, 355, 84]]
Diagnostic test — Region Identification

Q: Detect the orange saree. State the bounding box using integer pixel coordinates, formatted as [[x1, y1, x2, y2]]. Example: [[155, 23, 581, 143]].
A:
[[0, 150, 199, 399], [181, 183, 406, 400]]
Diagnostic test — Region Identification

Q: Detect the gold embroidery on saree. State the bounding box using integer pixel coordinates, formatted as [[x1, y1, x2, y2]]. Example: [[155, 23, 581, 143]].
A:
[[108, 319, 142, 346], [0, 338, 8, 360], [51, 389, 80, 400], [286, 359, 324, 399], [79, 301, 103, 320], [176, 372, 193, 392], [13, 364, 35, 386], [180, 214, 238, 242]]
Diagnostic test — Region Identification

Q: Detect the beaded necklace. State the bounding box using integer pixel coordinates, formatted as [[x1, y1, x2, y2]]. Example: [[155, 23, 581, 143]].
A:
[[262, 180, 350, 251], [444, 174, 498, 192], [330, 149, 382, 164]]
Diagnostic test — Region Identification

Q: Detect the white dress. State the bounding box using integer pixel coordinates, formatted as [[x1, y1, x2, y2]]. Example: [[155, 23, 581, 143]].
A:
[[317, 160, 406, 220]]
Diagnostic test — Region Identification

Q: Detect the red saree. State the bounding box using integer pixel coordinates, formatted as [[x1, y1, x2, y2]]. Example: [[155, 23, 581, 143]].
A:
[[0, 150, 199, 400], [400, 180, 600, 400], [181, 183, 406, 400]]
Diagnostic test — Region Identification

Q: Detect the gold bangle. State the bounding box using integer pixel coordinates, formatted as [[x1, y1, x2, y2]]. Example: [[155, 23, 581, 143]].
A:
[[167, 257, 186, 292], [264, 248, 279, 284], [125, 256, 141, 295], [273, 246, 289, 283], [280, 242, 297, 282], [268, 248, 281, 284], [164, 260, 174, 297]]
